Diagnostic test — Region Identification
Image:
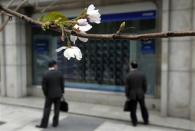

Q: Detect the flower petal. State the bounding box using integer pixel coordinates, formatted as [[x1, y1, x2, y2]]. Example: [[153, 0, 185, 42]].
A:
[[74, 24, 92, 32], [64, 48, 75, 60], [63, 50, 71, 60], [61, 46, 83, 60], [70, 35, 77, 44], [87, 4, 95, 12], [78, 37, 88, 42], [77, 19, 88, 26], [56, 46, 67, 52], [78, 31, 88, 42], [72, 46, 82, 60], [88, 16, 101, 24], [87, 10, 100, 16], [87, 8, 101, 24]]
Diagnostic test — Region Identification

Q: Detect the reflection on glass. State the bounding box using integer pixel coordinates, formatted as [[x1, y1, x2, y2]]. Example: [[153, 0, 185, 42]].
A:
[[31, 12, 157, 94]]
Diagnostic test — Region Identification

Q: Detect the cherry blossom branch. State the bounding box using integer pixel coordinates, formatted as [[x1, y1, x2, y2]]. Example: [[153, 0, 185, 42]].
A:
[[0, 4, 42, 25], [1, 11, 13, 17], [0, 0, 16, 15], [1, 4, 195, 41], [0, 0, 29, 32]]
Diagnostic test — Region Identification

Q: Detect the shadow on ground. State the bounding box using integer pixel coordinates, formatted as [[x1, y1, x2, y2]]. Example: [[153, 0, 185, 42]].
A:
[[43, 114, 105, 131]]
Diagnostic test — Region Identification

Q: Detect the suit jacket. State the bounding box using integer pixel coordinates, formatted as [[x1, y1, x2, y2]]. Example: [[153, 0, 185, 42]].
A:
[[42, 69, 64, 98], [125, 69, 147, 100]]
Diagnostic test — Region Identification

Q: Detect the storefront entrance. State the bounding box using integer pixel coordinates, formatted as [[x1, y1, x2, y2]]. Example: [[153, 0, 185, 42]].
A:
[[32, 10, 158, 96]]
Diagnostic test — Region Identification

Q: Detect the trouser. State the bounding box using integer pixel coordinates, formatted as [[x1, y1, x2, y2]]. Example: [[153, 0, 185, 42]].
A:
[[130, 98, 149, 125], [40, 97, 61, 127]]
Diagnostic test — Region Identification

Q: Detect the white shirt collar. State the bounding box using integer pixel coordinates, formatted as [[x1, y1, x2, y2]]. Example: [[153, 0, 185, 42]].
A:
[[48, 67, 55, 71], [131, 68, 137, 71]]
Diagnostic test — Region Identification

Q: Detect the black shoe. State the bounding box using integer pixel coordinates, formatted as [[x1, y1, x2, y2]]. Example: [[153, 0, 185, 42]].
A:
[[144, 121, 149, 125], [132, 122, 137, 127], [53, 124, 58, 127], [36, 125, 47, 128]]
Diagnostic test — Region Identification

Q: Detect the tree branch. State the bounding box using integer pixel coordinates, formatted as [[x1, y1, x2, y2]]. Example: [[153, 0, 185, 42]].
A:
[[1, 4, 195, 40], [0, 0, 29, 32], [0, 0, 16, 15], [1, 11, 13, 17], [0, 4, 42, 25]]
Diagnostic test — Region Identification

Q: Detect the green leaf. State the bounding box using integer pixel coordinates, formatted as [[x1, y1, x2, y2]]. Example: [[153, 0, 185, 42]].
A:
[[39, 12, 69, 30], [39, 12, 68, 22], [119, 22, 126, 31]]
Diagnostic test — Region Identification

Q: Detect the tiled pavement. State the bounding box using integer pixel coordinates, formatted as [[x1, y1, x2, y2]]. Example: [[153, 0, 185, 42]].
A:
[[0, 96, 194, 131], [0, 104, 182, 131]]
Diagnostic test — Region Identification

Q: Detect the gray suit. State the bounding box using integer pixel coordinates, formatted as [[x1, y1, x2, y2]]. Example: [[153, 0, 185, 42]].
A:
[[40, 69, 64, 128], [125, 69, 149, 126]]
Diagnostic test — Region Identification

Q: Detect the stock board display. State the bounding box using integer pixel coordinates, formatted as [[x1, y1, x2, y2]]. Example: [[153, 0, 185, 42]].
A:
[[57, 39, 130, 86]]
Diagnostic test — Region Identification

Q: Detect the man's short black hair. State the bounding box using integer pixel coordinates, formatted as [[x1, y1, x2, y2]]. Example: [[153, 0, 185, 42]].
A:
[[48, 60, 57, 68], [131, 61, 138, 69]]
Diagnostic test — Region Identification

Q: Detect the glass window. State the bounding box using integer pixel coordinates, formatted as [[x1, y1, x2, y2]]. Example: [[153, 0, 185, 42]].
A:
[[32, 29, 58, 84], [32, 10, 157, 95]]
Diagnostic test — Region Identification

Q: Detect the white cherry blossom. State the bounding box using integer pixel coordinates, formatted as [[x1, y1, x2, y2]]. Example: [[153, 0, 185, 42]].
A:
[[74, 23, 92, 32], [87, 4, 101, 24], [77, 19, 88, 26], [70, 35, 77, 44], [56, 46, 82, 60], [70, 19, 90, 44], [70, 31, 88, 44], [56, 46, 67, 52]]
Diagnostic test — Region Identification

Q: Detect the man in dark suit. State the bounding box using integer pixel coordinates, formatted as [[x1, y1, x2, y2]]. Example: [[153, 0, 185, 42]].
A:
[[125, 61, 149, 126], [36, 60, 64, 128]]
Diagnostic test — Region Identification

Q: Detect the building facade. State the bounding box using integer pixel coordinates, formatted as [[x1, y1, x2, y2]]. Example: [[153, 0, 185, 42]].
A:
[[0, 0, 195, 120]]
